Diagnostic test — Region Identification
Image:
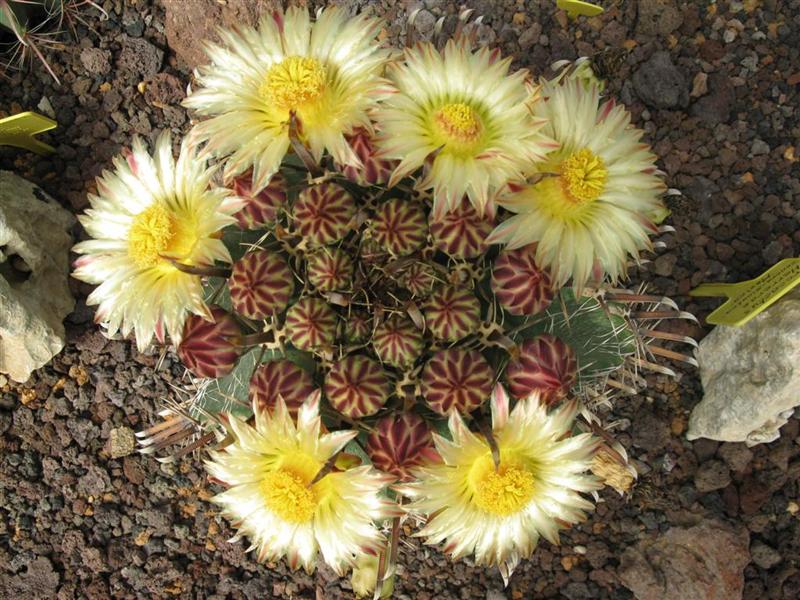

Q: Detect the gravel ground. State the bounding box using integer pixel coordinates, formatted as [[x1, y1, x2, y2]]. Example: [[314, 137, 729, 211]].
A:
[[1, 1, 799, 598]]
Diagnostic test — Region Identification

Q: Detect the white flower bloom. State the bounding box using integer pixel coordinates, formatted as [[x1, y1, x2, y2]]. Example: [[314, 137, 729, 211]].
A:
[[205, 392, 398, 575], [375, 40, 555, 217], [487, 78, 667, 288], [400, 385, 600, 582], [184, 6, 390, 192], [73, 133, 236, 351]]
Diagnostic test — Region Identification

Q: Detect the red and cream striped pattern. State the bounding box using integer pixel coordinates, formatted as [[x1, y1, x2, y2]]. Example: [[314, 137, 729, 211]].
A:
[[430, 202, 494, 259], [293, 183, 355, 246], [505, 334, 577, 404], [423, 286, 480, 342], [400, 261, 438, 298], [230, 171, 287, 229], [421, 348, 494, 415], [371, 315, 424, 368], [306, 248, 354, 292], [325, 355, 390, 418], [340, 310, 371, 343], [366, 412, 438, 482], [339, 127, 397, 186], [249, 360, 315, 417], [229, 251, 295, 320], [491, 245, 555, 316], [284, 297, 337, 351], [178, 306, 239, 379], [372, 199, 427, 256]]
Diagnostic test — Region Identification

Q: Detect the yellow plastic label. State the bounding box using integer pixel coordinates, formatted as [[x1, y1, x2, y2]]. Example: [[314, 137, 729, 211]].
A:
[[556, 0, 605, 18], [0, 111, 57, 154], [690, 258, 800, 326]]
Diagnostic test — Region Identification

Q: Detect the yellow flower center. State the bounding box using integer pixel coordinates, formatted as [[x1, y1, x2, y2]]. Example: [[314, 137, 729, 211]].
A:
[[128, 204, 175, 268], [261, 56, 327, 111], [128, 203, 198, 269], [560, 148, 608, 204], [433, 102, 483, 145], [262, 469, 318, 523], [469, 455, 536, 516], [261, 451, 328, 524]]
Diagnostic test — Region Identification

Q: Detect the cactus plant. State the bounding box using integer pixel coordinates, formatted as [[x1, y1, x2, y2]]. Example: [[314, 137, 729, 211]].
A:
[[74, 6, 702, 596]]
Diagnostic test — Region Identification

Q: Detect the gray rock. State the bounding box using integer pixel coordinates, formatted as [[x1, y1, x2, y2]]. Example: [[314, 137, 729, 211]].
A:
[[412, 9, 437, 40], [79, 47, 111, 75], [0, 172, 75, 382], [0, 556, 60, 597], [117, 35, 164, 80], [694, 459, 731, 492], [619, 520, 749, 600], [750, 542, 782, 569], [750, 139, 770, 156], [636, 0, 683, 37], [654, 253, 678, 277], [718, 442, 754, 472], [688, 289, 800, 446], [633, 51, 689, 109]]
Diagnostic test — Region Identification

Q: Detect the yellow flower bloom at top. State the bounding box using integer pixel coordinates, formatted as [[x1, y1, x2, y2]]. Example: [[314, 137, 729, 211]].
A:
[[72, 133, 237, 351], [399, 385, 600, 582], [486, 78, 667, 288], [184, 7, 390, 192], [375, 40, 555, 218]]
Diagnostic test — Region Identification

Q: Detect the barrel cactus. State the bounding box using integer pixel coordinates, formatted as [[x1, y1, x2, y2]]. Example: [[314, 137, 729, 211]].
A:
[[75, 5, 699, 597]]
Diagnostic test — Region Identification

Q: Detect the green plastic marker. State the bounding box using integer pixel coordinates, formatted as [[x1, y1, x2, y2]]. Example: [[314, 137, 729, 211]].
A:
[[690, 258, 800, 326], [0, 111, 57, 154], [556, 0, 604, 18]]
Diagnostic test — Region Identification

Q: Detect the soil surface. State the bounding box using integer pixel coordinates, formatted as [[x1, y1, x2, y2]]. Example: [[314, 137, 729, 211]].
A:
[[2, 1, 800, 598]]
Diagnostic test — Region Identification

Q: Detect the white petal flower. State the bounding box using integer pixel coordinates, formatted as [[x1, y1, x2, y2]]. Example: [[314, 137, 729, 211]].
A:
[[205, 392, 398, 575], [486, 78, 667, 288], [73, 133, 237, 351], [184, 6, 390, 191], [400, 385, 600, 581], [375, 40, 555, 218]]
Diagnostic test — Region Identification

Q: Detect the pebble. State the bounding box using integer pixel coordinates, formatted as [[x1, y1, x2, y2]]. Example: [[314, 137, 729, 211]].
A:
[[108, 426, 136, 458], [718, 443, 753, 472], [694, 459, 732, 492], [633, 51, 689, 109], [750, 542, 782, 569], [79, 47, 112, 76], [751, 139, 771, 156]]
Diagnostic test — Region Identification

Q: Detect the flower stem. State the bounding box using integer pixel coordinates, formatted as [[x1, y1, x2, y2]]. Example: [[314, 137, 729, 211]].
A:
[[166, 258, 232, 278], [289, 113, 323, 177], [474, 412, 501, 470], [232, 330, 276, 348]]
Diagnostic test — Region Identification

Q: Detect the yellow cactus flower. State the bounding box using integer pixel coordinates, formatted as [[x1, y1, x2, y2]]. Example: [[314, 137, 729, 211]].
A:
[[375, 40, 555, 218], [486, 78, 667, 288], [72, 132, 237, 351], [399, 385, 600, 582], [205, 392, 399, 575], [184, 6, 390, 192]]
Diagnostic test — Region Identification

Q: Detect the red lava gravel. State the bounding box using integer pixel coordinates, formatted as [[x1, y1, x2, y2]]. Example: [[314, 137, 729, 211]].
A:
[[1, 1, 799, 598]]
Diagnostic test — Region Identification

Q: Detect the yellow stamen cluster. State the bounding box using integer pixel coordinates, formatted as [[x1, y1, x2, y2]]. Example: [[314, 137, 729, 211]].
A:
[[560, 148, 608, 204], [472, 460, 536, 516], [262, 56, 327, 111], [434, 102, 483, 145], [262, 469, 318, 523], [128, 204, 175, 268]]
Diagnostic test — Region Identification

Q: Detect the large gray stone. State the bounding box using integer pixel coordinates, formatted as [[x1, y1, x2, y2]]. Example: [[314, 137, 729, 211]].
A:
[[687, 289, 800, 446], [0, 171, 75, 382]]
